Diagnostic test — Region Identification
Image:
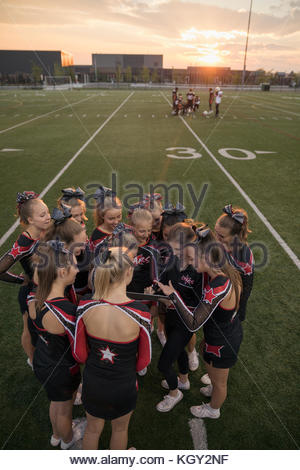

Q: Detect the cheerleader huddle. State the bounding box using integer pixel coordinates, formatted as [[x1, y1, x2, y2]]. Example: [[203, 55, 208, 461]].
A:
[[0, 187, 254, 450]]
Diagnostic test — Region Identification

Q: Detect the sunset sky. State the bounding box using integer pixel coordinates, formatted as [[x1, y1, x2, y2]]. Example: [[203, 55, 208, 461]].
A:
[[1, 0, 299, 72]]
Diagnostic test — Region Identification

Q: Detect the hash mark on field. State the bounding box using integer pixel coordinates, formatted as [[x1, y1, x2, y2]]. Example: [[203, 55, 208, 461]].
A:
[[285, 117, 292, 120], [96, 114, 100, 117], [68, 114, 73, 117], [55, 114, 60, 117], [82, 114, 87, 118], [0, 94, 102, 135], [233, 116, 237, 119], [124, 114, 127, 118], [138, 114, 141, 118], [28, 114, 33, 117], [260, 117, 265, 120]]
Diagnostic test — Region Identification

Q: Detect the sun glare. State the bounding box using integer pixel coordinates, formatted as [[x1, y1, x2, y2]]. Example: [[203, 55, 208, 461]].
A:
[[200, 53, 221, 64]]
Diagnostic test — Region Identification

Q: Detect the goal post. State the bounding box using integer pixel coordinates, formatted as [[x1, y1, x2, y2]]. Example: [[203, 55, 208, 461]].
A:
[[44, 75, 73, 90]]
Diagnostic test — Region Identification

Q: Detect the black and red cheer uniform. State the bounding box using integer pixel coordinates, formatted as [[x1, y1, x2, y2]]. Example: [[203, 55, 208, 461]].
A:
[[157, 256, 204, 390], [225, 244, 254, 321], [32, 297, 81, 401], [169, 274, 242, 369], [74, 299, 151, 420]]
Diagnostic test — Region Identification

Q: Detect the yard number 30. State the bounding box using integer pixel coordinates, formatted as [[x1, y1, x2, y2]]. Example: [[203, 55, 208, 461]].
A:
[[166, 147, 202, 160]]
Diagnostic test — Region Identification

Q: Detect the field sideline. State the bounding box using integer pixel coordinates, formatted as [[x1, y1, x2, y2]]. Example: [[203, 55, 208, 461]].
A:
[[0, 88, 299, 450]]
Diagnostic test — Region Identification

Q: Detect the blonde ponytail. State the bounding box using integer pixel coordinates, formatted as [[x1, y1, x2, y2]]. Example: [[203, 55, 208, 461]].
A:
[[93, 247, 133, 300]]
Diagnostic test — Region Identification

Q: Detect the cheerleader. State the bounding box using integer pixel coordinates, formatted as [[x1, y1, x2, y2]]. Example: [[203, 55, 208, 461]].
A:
[[155, 223, 203, 412], [159, 207, 201, 370], [90, 186, 122, 252], [127, 208, 159, 294], [74, 247, 151, 450], [29, 241, 82, 448], [156, 203, 187, 348], [143, 193, 163, 239], [215, 204, 254, 322], [58, 187, 88, 227], [0, 191, 51, 364], [157, 228, 242, 419], [44, 206, 89, 303]]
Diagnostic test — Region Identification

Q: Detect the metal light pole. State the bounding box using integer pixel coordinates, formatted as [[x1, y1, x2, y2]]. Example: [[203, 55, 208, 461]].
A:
[[242, 0, 253, 87]]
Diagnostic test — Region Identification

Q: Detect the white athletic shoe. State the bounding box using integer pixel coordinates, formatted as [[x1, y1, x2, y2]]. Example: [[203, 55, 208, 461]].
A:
[[200, 373, 211, 385], [27, 358, 33, 370], [61, 418, 86, 450], [188, 349, 199, 371], [156, 390, 183, 412], [161, 377, 190, 391], [50, 435, 61, 447], [200, 385, 213, 397], [156, 330, 167, 347], [137, 367, 147, 376], [190, 402, 220, 419]]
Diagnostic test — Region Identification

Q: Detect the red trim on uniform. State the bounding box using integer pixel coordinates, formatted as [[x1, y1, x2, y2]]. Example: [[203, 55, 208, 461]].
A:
[[96, 226, 113, 235], [21, 232, 37, 241], [46, 300, 76, 322], [32, 320, 47, 332]]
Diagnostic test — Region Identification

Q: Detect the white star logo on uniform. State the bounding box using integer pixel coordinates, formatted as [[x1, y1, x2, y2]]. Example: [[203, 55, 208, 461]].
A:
[[99, 346, 118, 364]]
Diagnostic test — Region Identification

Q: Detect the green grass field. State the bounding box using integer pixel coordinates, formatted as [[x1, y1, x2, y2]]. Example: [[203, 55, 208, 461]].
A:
[[0, 87, 299, 450]]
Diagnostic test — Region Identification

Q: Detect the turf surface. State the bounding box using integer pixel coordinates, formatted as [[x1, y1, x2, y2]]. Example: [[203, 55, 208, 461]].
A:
[[0, 87, 299, 450]]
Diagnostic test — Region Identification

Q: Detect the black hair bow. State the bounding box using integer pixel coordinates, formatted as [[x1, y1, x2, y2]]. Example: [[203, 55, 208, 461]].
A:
[[128, 201, 147, 216], [195, 227, 210, 241], [61, 187, 85, 201], [100, 248, 112, 264], [16, 191, 39, 207], [223, 204, 244, 224], [51, 205, 72, 225], [47, 238, 70, 255], [143, 193, 162, 203], [94, 185, 116, 202], [162, 203, 187, 221], [112, 223, 132, 236]]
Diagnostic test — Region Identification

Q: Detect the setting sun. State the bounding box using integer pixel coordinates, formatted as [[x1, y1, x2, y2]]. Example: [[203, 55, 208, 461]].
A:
[[199, 53, 221, 64]]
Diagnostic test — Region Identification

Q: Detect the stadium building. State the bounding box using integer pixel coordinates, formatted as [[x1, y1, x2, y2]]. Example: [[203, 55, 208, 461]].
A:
[[0, 50, 74, 83], [187, 66, 232, 85], [92, 54, 163, 81]]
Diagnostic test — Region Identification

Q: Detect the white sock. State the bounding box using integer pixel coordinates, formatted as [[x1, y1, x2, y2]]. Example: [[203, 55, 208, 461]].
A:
[[208, 403, 220, 413]]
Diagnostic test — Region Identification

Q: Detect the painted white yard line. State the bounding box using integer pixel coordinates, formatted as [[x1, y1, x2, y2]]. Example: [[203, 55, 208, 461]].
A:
[[0, 94, 101, 135], [161, 92, 300, 271], [0, 92, 134, 247], [189, 418, 208, 450], [241, 98, 300, 117]]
